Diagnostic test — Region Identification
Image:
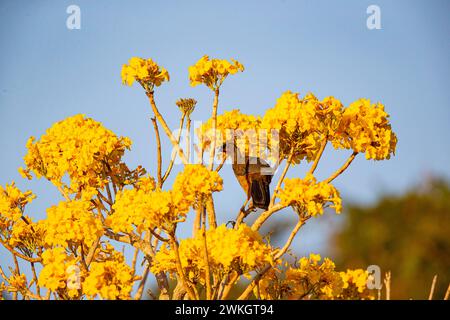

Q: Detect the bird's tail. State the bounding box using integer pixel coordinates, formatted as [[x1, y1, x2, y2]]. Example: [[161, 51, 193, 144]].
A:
[[251, 179, 270, 210]]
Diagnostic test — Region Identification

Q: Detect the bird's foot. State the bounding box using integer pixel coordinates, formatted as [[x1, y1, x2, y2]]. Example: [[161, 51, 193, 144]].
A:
[[226, 220, 236, 228]]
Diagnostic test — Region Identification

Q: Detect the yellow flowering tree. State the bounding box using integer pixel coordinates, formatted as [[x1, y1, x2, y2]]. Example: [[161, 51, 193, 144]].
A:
[[0, 55, 398, 300]]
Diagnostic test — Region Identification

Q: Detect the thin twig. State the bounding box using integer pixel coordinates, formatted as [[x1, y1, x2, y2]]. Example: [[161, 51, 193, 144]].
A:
[[206, 196, 217, 229], [134, 263, 150, 300], [269, 147, 294, 208], [162, 115, 186, 184], [251, 203, 286, 231], [151, 117, 163, 187], [324, 152, 358, 184], [85, 235, 102, 267], [201, 210, 212, 300], [131, 246, 140, 276], [147, 92, 188, 164], [211, 273, 223, 300], [30, 262, 40, 296], [208, 88, 220, 171], [274, 219, 304, 260], [186, 116, 191, 163], [149, 228, 169, 242], [215, 153, 227, 172], [234, 199, 252, 230], [0, 265, 8, 282], [57, 185, 71, 201], [105, 182, 114, 204], [384, 271, 391, 300], [169, 234, 197, 300], [237, 218, 305, 300], [428, 274, 438, 300], [193, 206, 202, 237], [0, 239, 41, 263], [220, 272, 240, 300], [308, 138, 327, 175], [444, 282, 450, 300], [97, 191, 112, 206], [237, 265, 271, 300]]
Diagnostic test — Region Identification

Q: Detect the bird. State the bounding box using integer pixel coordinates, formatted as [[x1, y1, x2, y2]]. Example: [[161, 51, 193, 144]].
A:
[[222, 141, 273, 211]]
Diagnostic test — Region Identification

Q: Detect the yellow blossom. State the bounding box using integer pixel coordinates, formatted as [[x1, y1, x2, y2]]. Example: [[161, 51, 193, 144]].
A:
[[172, 164, 223, 208], [189, 55, 244, 89], [196, 109, 266, 159], [83, 251, 134, 300], [333, 98, 397, 160], [286, 253, 343, 299], [256, 267, 289, 300], [277, 174, 342, 216], [107, 187, 189, 234], [134, 175, 156, 193], [152, 224, 274, 281], [41, 200, 103, 247], [0, 182, 35, 222], [5, 273, 28, 294], [38, 247, 78, 293], [176, 98, 197, 117], [21, 114, 132, 200], [121, 57, 169, 89], [8, 216, 43, 255], [339, 269, 375, 300], [262, 91, 321, 163]]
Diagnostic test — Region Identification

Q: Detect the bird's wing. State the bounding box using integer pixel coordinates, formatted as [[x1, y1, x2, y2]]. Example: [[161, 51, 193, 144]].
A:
[[247, 157, 273, 180]]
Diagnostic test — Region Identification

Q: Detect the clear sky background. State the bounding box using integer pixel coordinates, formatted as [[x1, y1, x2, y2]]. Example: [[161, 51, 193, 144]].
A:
[[0, 0, 449, 291]]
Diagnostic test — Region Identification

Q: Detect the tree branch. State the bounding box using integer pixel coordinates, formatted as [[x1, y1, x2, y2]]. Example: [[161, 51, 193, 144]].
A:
[[269, 147, 294, 208], [208, 88, 220, 170], [323, 151, 358, 184], [151, 117, 163, 187], [147, 92, 188, 165]]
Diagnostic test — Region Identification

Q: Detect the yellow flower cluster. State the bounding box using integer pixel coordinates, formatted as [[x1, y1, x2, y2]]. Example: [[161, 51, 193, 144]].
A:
[[262, 91, 397, 163], [176, 98, 197, 117], [107, 182, 190, 234], [189, 55, 244, 89], [21, 114, 132, 200], [121, 57, 169, 88], [4, 273, 28, 295], [339, 269, 374, 300], [41, 200, 103, 247], [256, 256, 375, 300], [0, 182, 35, 225], [285, 253, 343, 299], [83, 251, 134, 300], [152, 224, 274, 279], [172, 164, 223, 208], [8, 216, 43, 254], [107, 188, 180, 233], [196, 109, 265, 157], [38, 247, 78, 295], [256, 268, 288, 300], [108, 166, 222, 233], [261, 91, 324, 163], [135, 175, 157, 192], [333, 99, 397, 160], [277, 174, 342, 216]]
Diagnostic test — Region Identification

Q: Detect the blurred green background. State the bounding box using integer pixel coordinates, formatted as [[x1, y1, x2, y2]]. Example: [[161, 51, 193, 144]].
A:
[[331, 177, 450, 299]]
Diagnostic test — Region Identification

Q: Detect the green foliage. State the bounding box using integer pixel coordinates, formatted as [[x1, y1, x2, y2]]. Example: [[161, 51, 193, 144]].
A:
[[332, 178, 450, 299]]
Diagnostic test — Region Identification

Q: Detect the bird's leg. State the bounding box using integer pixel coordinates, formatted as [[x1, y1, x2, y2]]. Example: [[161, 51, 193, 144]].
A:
[[239, 198, 251, 213], [235, 199, 255, 229], [245, 200, 255, 215]]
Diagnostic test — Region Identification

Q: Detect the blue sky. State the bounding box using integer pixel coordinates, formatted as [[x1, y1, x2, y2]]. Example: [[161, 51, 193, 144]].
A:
[[0, 0, 449, 290]]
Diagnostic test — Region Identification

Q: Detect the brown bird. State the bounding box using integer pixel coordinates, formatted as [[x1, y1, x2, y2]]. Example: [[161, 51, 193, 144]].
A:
[[222, 142, 273, 210]]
